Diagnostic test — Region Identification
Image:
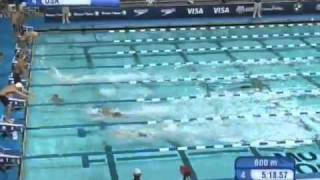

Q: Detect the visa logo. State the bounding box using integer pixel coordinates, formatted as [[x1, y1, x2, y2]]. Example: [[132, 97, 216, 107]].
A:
[[213, 7, 230, 14], [42, 0, 60, 5], [187, 8, 204, 15]]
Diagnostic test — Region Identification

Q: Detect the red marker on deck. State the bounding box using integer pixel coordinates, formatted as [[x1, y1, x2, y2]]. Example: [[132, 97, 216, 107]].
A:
[[180, 165, 192, 180]]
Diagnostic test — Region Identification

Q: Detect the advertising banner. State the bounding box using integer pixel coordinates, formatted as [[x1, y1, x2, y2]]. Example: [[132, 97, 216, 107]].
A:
[[43, 1, 320, 22]]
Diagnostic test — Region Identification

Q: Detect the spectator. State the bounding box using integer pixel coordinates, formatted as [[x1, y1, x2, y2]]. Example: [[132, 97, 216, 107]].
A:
[[10, 3, 26, 34], [0, 0, 9, 17], [188, 0, 194, 4], [62, 6, 70, 24], [146, 0, 155, 6], [253, 0, 262, 18], [294, 0, 303, 12]]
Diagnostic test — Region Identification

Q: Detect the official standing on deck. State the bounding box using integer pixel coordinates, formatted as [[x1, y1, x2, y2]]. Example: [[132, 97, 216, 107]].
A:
[[253, 0, 262, 18], [62, 6, 70, 24]]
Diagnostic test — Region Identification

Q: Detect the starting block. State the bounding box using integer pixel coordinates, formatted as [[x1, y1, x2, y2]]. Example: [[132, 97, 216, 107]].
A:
[[23, 25, 34, 33], [0, 117, 24, 140], [8, 97, 26, 110], [0, 154, 21, 165], [0, 122, 24, 133], [8, 74, 28, 85]]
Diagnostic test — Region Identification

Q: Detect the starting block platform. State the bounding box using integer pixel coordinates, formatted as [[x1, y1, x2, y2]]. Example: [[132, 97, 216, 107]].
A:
[[0, 147, 21, 165], [8, 98, 26, 108]]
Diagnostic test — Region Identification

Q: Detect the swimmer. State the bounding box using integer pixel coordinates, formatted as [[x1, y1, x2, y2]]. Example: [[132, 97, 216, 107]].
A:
[[100, 108, 123, 118], [13, 54, 28, 83], [89, 105, 124, 118], [0, 83, 28, 122], [115, 130, 153, 139], [51, 94, 64, 105], [238, 79, 270, 92], [251, 78, 271, 92]]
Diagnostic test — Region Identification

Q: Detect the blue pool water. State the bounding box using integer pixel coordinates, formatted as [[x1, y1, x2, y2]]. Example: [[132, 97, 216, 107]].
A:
[[23, 22, 320, 179]]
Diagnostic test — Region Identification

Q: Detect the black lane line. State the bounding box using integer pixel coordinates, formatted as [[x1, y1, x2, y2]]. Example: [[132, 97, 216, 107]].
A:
[[105, 146, 119, 180], [299, 37, 318, 51], [174, 43, 189, 63], [249, 147, 261, 157], [257, 39, 284, 59], [83, 46, 94, 68], [27, 121, 147, 130], [116, 154, 177, 161], [36, 30, 320, 45], [298, 73, 320, 88], [24, 151, 106, 159], [33, 45, 315, 58], [188, 149, 248, 156], [130, 45, 140, 64]]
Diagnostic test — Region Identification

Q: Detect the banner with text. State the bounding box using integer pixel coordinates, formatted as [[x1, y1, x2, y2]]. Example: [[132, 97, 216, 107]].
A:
[[44, 1, 319, 22]]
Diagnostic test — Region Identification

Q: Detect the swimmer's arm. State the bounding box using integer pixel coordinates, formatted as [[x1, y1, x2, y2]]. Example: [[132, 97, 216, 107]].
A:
[[14, 89, 28, 99], [22, 88, 29, 95]]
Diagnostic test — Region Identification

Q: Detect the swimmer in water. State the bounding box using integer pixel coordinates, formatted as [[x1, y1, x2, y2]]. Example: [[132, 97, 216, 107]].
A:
[[115, 130, 154, 139], [89, 105, 124, 118], [251, 78, 271, 91], [100, 108, 123, 118], [51, 94, 64, 105], [239, 79, 270, 92]]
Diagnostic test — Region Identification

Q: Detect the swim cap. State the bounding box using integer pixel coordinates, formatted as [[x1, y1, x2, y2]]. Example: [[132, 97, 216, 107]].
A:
[[15, 82, 24, 89], [133, 168, 142, 175]]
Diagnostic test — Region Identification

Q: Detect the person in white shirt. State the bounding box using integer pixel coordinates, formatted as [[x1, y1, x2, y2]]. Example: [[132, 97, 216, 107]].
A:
[[62, 6, 70, 24]]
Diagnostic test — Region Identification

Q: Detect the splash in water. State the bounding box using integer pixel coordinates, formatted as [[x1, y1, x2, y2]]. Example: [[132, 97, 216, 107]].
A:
[[50, 67, 151, 83], [99, 86, 153, 98], [99, 88, 117, 97], [123, 104, 171, 119]]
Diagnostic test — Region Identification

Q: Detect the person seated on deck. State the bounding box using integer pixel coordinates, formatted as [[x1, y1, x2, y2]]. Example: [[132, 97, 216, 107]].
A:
[[51, 94, 64, 105], [0, 83, 28, 122], [13, 54, 28, 84]]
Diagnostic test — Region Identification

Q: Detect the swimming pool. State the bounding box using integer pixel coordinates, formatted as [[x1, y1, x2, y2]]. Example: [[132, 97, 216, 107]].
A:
[[23, 22, 320, 180]]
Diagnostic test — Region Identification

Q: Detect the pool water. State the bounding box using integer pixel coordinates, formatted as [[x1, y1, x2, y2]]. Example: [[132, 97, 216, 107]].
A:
[[23, 22, 320, 180]]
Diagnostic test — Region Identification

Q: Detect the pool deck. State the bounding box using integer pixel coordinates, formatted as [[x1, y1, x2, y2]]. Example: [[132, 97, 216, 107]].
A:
[[0, 18, 20, 180]]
